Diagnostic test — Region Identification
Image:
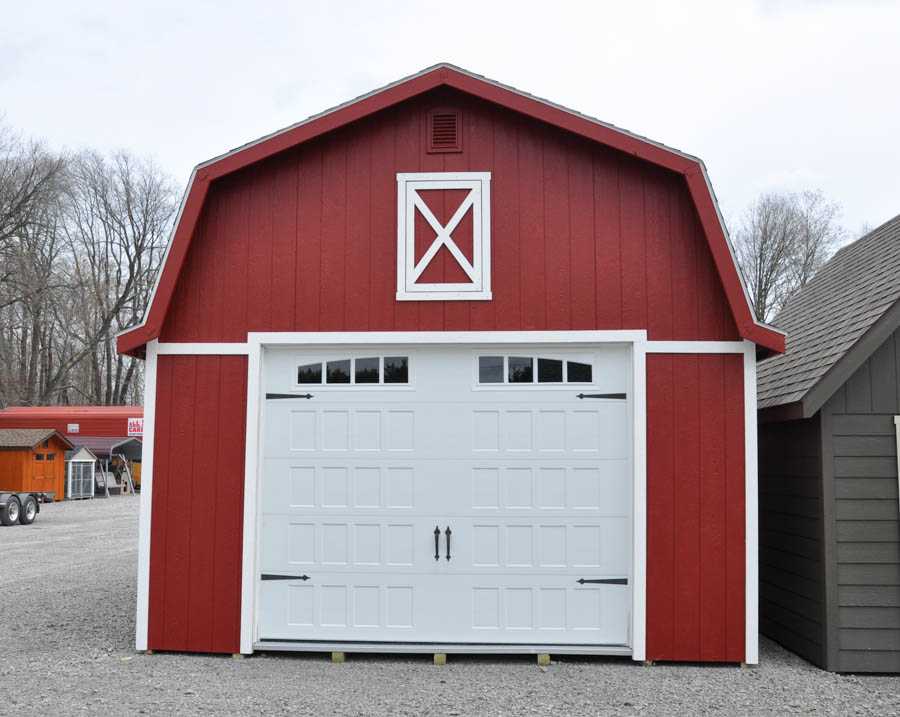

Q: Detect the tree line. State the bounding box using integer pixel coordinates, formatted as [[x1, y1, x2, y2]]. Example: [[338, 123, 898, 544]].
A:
[[0, 118, 847, 407], [0, 122, 176, 407]]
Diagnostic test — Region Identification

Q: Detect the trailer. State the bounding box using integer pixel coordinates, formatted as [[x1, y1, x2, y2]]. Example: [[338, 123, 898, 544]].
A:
[[0, 491, 51, 526]]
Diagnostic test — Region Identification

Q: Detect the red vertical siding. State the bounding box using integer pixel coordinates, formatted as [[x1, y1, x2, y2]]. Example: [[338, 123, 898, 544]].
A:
[[159, 91, 739, 343], [148, 355, 247, 654], [646, 353, 745, 662]]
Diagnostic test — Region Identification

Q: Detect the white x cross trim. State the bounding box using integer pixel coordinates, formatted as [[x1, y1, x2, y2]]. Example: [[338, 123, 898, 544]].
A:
[[410, 189, 477, 283]]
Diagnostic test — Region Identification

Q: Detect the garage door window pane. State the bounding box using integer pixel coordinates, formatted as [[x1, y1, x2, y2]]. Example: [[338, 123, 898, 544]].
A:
[[326, 359, 351, 384], [537, 358, 563, 383], [298, 362, 322, 384], [508, 356, 534, 383], [384, 356, 409, 384], [567, 361, 593, 383], [355, 357, 380, 384], [479, 356, 504, 383]]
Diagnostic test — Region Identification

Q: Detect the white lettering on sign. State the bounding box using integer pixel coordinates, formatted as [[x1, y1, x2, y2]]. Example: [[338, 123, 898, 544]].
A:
[[67, 423, 80, 434], [128, 417, 143, 437]]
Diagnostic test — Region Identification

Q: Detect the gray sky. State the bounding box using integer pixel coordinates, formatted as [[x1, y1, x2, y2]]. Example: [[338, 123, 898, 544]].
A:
[[3, 0, 898, 236]]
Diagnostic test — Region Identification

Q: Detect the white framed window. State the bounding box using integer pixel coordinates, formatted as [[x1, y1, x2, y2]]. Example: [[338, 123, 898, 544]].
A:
[[396, 171, 491, 301], [475, 355, 594, 386], [295, 356, 410, 387]]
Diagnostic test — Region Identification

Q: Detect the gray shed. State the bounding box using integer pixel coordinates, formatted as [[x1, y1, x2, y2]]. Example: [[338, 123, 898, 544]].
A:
[[758, 213, 900, 672]]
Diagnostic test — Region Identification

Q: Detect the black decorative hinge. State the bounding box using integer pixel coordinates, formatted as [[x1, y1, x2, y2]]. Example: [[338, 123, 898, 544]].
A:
[[576, 393, 627, 400], [577, 577, 628, 585], [260, 574, 310, 581], [266, 393, 313, 400]]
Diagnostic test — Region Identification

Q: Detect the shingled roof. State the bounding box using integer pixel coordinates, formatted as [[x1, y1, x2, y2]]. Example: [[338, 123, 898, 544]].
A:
[[0, 428, 73, 449], [758, 213, 900, 414]]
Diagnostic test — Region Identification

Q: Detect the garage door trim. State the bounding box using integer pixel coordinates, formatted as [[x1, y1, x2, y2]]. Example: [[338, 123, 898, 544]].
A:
[[241, 330, 649, 657]]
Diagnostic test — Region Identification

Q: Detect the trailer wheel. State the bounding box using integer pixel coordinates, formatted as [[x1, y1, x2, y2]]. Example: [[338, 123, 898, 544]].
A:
[[0, 495, 21, 526], [19, 496, 38, 525]]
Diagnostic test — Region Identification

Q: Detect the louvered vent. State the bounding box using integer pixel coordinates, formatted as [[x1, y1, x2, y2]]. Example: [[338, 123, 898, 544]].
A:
[[428, 109, 462, 153]]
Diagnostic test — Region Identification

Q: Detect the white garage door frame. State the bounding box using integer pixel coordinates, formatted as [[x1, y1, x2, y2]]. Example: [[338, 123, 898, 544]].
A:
[[240, 330, 648, 658], [133, 331, 758, 663]]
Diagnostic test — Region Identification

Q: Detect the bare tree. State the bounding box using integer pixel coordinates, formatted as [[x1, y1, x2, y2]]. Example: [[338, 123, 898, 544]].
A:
[[60, 151, 176, 405], [0, 123, 176, 408], [733, 190, 845, 323]]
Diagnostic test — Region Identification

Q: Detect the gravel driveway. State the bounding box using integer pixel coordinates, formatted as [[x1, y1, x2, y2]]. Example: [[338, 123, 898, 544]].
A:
[[1, 497, 899, 716]]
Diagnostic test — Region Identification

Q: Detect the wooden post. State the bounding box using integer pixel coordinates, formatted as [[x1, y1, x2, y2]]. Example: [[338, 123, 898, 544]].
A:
[[331, 651, 345, 664], [537, 653, 550, 667], [433, 653, 447, 666]]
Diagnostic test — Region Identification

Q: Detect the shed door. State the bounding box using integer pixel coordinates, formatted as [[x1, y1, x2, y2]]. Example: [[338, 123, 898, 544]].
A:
[[257, 344, 633, 647]]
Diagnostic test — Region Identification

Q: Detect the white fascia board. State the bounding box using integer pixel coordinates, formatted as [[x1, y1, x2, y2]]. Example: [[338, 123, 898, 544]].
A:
[[248, 330, 648, 346], [155, 343, 250, 355], [645, 341, 749, 354]]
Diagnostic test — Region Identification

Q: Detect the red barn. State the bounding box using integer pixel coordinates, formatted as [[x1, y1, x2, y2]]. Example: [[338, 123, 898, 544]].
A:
[[118, 65, 784, 662]]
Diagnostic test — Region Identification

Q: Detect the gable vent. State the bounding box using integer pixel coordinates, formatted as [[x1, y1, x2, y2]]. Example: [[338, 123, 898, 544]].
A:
[[428, 109, 462, 153]]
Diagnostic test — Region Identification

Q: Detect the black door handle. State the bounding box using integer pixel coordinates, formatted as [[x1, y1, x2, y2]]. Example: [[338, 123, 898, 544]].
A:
[[434, 526, 440, 561], [444, 526, 452, 561]]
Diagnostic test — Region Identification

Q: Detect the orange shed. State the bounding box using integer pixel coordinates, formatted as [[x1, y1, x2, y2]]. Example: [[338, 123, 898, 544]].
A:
[[0, 428, 73, 500]]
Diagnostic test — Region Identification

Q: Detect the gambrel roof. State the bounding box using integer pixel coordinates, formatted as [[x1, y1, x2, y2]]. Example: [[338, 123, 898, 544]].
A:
[[116, 63, 785, 357], [758, 213, 900, 416]]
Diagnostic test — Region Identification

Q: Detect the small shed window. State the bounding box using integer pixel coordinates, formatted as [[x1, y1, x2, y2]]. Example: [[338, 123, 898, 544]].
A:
[[47, 453, 56, 461], [34, 453, 45, 461]]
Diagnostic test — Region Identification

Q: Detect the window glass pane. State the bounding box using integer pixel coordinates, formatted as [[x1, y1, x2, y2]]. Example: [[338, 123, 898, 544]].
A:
[[508, 356, 534, 383], [34, 454, 44, 461], [537, 358, 563, 383], [478, 356, 504, 383], [355, 357, 380, 384], [326, 359, 351, 384], [298, 362, 322, 384], [47, 454, 56, 461], [567, 361, 593, 383], [384, 356, 409, 384]]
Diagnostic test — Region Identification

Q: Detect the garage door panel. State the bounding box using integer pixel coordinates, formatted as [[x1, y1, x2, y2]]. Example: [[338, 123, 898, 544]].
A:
[[456, 577, 630, 644], [262, 459, 424, 514], [258, 344, 633, 648], [259, 577, 426, 640], [453, 519, 630, 574]]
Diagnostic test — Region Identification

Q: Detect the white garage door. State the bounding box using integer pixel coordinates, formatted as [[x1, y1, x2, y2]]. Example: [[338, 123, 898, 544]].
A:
[[257, 344, 633, 648]]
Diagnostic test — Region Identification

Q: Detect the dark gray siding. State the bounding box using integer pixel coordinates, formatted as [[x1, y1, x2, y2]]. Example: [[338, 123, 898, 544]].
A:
[[823, 326, 900, 672], [759, 416, 827, 667]]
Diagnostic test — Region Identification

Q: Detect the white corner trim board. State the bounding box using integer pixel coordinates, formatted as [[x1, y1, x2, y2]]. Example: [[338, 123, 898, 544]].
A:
[[135, 340, 158, 651], [743, 340, 759, 664]]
